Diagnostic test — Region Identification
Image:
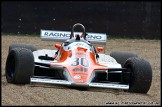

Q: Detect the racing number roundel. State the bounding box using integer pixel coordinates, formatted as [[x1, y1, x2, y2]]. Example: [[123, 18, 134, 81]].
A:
[[71, 58, 89, 67]]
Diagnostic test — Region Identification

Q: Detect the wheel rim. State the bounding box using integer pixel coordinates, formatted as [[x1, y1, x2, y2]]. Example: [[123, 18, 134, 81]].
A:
[[6, 54, 15, 79], [124, 62, 134, 88]]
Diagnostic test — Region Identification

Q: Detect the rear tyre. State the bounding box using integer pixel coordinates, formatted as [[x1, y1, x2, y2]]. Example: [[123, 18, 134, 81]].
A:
[[124, 57, 152, 93], [5, 48, 34, 84], [9, 43, 37, 53], [110, 51, 138, 67]]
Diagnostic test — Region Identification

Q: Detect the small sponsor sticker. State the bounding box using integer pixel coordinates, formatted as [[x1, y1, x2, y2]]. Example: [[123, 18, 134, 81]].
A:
[[74, 75, 81, 79]]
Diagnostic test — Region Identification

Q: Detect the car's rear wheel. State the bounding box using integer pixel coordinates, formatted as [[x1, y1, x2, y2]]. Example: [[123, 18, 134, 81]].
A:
[[6, 48, 34, 84], [124, 57, 152, 93], [110, 51, 138, 67], [9, 43, 37, 53]]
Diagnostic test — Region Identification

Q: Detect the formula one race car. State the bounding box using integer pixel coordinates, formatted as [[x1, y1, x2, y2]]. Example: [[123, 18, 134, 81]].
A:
[[5, 23, 152, 93]]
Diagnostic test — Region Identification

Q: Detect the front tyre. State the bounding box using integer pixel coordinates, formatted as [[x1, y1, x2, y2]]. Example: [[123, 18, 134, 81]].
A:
[[5, 48, 34, 84], [124, 57, 152, 93]]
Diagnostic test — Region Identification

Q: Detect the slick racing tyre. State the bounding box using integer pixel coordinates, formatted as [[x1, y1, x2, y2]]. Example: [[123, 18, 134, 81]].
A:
[[124, 57, 152, 93], [5, 48, 34, 84], [9, 43, 37, 53], [110, 51, 138, 67]]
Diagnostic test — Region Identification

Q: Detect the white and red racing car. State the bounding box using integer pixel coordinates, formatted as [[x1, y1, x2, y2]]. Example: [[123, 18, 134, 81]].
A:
[[5, 23, 152, 93]]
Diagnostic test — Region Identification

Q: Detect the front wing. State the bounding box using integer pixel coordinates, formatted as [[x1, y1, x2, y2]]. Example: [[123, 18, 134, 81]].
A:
[[30, 77, 129, 90]]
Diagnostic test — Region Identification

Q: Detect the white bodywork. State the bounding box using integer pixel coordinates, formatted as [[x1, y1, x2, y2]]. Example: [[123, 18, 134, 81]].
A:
[[33, 49, 57, 64], [33, 49, 122, 69]]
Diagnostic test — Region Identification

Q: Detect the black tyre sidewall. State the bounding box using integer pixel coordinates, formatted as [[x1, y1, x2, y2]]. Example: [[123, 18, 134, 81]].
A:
[[6, 50, 17, 83], [6, 48, 34, 84]]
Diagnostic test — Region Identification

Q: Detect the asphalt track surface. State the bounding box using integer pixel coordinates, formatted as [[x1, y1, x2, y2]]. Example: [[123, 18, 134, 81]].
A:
[[1, 35, 161, 106]]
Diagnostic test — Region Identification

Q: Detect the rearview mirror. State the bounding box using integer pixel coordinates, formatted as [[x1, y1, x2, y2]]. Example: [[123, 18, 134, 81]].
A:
[[55, 44, 61, 49], [97, 47, 104, 53]]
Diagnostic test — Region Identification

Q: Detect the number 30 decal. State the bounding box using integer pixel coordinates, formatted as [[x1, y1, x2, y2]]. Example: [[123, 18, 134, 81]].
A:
[[71, 58, 89, 67]]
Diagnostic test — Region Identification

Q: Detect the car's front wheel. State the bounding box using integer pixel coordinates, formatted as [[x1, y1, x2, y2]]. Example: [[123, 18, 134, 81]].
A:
[[5, 48, 34, 84], [124, 57, 152, 93]]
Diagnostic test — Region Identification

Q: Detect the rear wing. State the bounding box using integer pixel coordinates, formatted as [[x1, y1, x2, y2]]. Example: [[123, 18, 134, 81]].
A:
[[41, 30, 107, 45]]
